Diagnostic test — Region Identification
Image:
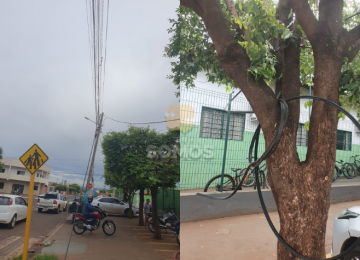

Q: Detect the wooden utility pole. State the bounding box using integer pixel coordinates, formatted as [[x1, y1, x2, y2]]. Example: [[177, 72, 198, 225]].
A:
[[85, 112, 104, 193]]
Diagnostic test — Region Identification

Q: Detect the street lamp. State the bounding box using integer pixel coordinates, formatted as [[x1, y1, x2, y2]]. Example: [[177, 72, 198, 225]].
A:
[[85, 117, 96, 124]]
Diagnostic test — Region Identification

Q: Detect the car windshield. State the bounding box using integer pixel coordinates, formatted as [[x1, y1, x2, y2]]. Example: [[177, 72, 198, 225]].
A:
[[44, 194, 57, 199], [0, 197, 10, 205]]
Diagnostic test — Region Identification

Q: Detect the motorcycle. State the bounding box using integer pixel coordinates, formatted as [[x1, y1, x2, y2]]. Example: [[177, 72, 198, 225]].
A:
[[148, 211, 179, 233], [72, 208, 116, 236]]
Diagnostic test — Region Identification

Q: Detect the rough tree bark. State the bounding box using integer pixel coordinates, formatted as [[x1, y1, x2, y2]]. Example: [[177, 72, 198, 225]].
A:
[[138, 188, 145, 226], [151, 184, 162, 240], [180, 0, 360, 259]]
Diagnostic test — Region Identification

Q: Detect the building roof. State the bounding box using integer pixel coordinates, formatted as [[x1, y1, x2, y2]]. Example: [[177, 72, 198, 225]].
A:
[[1, 158, 51, 172]]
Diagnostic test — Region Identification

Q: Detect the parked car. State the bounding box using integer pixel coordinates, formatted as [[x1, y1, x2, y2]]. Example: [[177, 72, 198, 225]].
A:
[[38, 194, 46, 199], [0, 194, 28, 229], [96, 195, 108, 199], [332, 206, 360, 258], [37, 192, 68, 214], [91, 197, 139, 216]]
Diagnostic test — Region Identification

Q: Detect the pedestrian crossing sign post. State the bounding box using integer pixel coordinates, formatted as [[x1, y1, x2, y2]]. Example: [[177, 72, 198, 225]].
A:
[[19, 144, 49, 174], [19, 144, 49, 260]]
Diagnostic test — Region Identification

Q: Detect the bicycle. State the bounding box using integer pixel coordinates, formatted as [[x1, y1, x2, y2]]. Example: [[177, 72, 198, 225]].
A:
[[350, 155, 360, 176], [203, 162, 269, 192], [332, 160, 356, 182]]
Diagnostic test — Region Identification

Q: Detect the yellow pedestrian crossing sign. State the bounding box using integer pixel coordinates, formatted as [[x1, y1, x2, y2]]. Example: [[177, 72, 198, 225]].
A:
[[19, 144, 49, 174]]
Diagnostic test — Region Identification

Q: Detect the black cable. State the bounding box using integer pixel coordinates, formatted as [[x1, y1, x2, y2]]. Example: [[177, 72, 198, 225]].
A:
[[345, 11, 360, 21], [198, 95, 360, 259], [101, 0, 109, 113], [106, 116, 180, 124]]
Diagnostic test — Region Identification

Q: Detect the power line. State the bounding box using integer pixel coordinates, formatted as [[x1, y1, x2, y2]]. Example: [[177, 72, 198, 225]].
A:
[[345, 11, 360, 20], [106, 116, 179, 125], [101, 0, 110, 113]]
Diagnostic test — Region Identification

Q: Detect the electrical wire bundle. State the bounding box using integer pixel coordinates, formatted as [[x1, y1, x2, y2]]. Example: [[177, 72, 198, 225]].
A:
[[85, 0, 109, 126]]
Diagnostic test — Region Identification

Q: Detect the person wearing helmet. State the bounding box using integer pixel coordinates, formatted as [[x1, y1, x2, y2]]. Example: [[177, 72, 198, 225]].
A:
[[83, 194, 98, 230]]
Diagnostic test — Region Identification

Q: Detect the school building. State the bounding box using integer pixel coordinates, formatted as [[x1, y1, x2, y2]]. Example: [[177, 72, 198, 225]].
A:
[[180, 86, 360, 190], [0, 158, 51, 195]]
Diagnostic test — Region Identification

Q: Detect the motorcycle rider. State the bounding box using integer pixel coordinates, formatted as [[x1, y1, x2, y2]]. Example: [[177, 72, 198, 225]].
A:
[[83, 194, 99, 230]]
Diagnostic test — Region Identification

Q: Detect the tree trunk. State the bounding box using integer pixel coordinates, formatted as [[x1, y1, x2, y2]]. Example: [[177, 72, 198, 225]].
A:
[[127, 192, 134, 219], [138, 188, 145, 226], [150, 184, 162, 240], [266, 59, 341, 260]]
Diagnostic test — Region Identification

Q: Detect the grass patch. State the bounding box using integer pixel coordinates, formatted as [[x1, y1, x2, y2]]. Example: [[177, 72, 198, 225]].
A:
[[32, 253, 58, 260], [12, 255, 22, 260]]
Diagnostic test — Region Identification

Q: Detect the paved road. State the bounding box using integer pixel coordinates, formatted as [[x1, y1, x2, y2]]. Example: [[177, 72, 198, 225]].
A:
[[0, 196, 75, 241]]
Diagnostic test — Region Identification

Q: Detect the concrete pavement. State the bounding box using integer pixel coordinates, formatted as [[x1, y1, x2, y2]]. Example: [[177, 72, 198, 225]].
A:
[[181, 200, 360, 260], [41, 215, 179, 260]]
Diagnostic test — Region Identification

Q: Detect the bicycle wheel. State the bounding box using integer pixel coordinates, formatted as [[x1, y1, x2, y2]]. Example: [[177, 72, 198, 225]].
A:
[[342, 163, 356, 179], [203, 174, 235, 192], [241, 168, 255, 187], [259, 165, 270, 189], [332, 165, 339, 182]]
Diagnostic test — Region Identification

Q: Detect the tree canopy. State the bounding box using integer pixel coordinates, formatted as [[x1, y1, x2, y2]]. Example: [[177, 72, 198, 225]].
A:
[[165, 0, 360, 119], [69, 183, 80, 193]]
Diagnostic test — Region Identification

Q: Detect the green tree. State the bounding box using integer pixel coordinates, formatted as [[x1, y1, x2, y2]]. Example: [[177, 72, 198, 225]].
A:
[[69, 183, 80, 193], [170, 0, 360, 258], [0, 147, 3, 173], [55, 184, 67, 192], [147, 129, 180, 240], [102, 126, 157, 222], [99, 189, 106, 193]]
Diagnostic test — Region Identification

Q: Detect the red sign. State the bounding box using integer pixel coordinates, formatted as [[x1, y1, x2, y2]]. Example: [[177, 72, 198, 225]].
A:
[[89, 183, 93, 189]]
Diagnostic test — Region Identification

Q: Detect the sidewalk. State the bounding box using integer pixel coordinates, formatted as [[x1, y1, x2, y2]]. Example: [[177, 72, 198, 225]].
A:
[[181, 200, 360, 260], [40, 215, 179, 260]]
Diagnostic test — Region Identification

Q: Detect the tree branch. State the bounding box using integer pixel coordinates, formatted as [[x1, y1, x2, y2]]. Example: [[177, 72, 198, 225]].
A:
[[344, 24, 360, 52], [344, 38, 360, 63], [224, 0, 247, 40], [180, 0, 279, 132], [288, 0, 319, 44]]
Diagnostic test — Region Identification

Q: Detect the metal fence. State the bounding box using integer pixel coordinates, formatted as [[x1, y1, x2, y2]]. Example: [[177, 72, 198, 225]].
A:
[[179, 86, 360, 191]]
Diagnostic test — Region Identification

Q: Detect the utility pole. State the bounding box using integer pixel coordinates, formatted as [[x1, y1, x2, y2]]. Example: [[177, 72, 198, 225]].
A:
[[85, 112, 104, 193]]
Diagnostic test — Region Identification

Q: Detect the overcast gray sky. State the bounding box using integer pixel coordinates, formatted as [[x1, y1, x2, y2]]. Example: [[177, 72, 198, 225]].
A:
[[0, 1, 179, 189]]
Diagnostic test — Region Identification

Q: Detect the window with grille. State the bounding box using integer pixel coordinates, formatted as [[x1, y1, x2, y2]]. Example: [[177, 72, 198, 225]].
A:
[[296, 124, 308, 146], [336, 130, 352, 151], [199, 107, 245, 141], [0, 183, 3, 189]]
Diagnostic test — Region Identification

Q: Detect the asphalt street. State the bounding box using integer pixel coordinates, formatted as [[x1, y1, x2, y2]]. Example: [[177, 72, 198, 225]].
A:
[[0, 195, 75, 241]]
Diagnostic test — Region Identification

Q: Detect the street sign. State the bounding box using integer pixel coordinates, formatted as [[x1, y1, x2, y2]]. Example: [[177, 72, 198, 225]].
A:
[[89, 183, 93, 189], [19, 144, 48, 260], [19, 144, 49, 174]]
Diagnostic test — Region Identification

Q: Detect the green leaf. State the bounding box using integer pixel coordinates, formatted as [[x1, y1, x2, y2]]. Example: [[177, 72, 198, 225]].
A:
[[304, 101, 313, 109], [283, 30, 292, 40], [256, 33, 264, 43], [304, 121, 310, 131], [338, 112, 346, 121]]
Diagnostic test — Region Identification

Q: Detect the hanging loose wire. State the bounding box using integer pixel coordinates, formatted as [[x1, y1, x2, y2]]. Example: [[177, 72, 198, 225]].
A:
[[86, 0, 108, 124]]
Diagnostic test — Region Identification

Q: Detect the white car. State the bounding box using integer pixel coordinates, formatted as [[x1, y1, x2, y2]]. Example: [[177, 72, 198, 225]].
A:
[[91, 197, 139, 216], [332, 206, 360, 258], [96, 195, 108, 199], [0, 194, 28, 229], [37, 192, 68, 214]]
